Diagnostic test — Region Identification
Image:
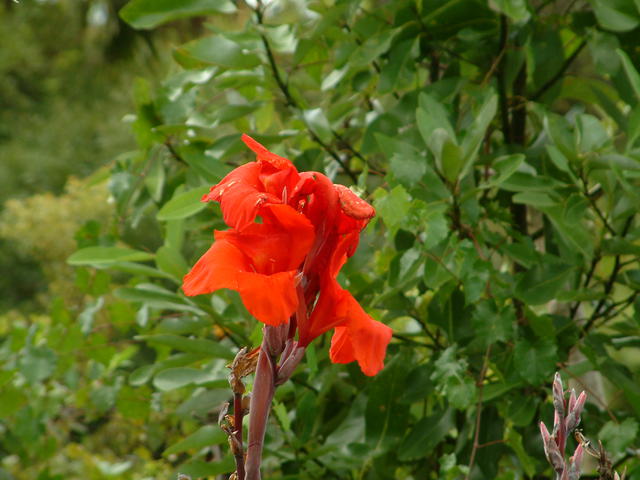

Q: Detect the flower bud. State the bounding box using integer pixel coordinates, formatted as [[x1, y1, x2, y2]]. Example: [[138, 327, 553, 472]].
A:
[[275, 345, 306, 386], [553, 372, 565, 417], [264, 323, 288, 357]]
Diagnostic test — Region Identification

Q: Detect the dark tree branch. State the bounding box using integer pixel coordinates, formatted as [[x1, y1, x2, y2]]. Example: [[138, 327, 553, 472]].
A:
[[531, 40, 587, 101]]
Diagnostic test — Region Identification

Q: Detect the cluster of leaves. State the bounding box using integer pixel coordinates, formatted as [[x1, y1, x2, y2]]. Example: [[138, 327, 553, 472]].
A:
[[3, 0, 640, 478]]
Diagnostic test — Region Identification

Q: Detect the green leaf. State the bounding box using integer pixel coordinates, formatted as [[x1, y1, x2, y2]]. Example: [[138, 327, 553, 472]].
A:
[[155, 245, 189, 279], [164, 425, 227, 456], [598, 418, 638, 454], [513, 191, 557, 208], [389, 152, 428, 188], [138, 334, 234, 360], [490, 0, 531, 22], [472, 300, 515, 348], [398, 408, 454, 460], [273, 401, 292, 433], [515, 262, 573, 305], [484, 154, 525, 187], [514, 338, 557, 385], [115, 284, 205, 314], [365, 351, 410, 448], [461, 93, 497, 171], [303, 108, 332, 143], [129, 365, 155, 386], [617, 48, 640, 101], [591, 0, 639, 32], [0, 386, 27, 418], [440, 135, 464, 182], [68, 246, 154, 266], [117, 386, 151, 420], [153, 367, 223, 391], [373, 185, 412, 236], [120, 0, 235, 29], [176, 457, 234, 478], [576, 114, 609, 152], [178, 35, 261, 70], [505, 425, 536, 476], [417, 94, 456, 151], [544, 113, 576, 161], [18, 347, 57, 383], [157, 186, 210, 221]]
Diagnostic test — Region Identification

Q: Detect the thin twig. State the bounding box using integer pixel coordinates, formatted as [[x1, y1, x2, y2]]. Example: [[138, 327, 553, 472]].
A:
[[531, 40, 587, 101], [465, 345, 492, 480], [253, 4, 359, 184]]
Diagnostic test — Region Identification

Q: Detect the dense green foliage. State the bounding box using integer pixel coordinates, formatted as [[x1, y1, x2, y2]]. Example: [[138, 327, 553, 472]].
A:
[[2, 0, 640, 478]]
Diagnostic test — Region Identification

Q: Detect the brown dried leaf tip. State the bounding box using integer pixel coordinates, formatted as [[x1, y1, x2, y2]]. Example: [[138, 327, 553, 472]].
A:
[[227, 346, 260, 394]]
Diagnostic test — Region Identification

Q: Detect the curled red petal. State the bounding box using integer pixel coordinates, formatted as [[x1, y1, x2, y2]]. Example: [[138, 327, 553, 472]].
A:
[[334, 184, 375, 221], [328, 296, 392, 376], [203, 162, 280, 231], [300, 274, 392, 376], [242, 134, 294, 170], [182, 238, 249, 296], [237, 270, 298, 326]]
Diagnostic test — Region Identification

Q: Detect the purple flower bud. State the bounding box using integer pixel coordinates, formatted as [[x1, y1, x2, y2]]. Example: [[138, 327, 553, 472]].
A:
[[573, 391, 586, 418], [264, 324, 288, 357], [541, 423, 565, 473], [540, 421, 552, 459], [553, 409, 561, 435], [568, 388, 577, 413], [571, 442, 584, 468], [567, 443, 584, 480], [565, 411, 578, 432], [553, 372, 565, 417], [275, 345, 306, 386]]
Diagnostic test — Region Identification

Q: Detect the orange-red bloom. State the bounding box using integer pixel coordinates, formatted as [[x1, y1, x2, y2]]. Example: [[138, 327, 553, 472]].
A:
[[183, 134, 391, 376]]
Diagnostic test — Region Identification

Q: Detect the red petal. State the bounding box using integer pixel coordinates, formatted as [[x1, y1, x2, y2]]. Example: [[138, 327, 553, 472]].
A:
[[220, 204, 315, 274], [242, 134, 294, 170], [182, 239, 249, 296], [203, 162, 281, 231], [237, 270, 298, 326], [334, 184, 375, 221], [328, 298, 392, 376], [328, 326, 355, 364]]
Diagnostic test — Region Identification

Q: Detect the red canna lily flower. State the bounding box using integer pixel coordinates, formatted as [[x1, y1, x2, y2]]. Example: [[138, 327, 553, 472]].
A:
[[183, 134, 391, 376]]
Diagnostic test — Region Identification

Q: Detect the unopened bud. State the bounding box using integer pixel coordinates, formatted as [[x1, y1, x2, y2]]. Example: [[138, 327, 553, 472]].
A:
[[540, 421, 552, 460], [570, 443, 584, 469], [264, 324, 288, 357], [553, 372, 565, 417], [565, 411, 578, 432], [546, 434, 565, 473], [553, 409, 562, 435], [275, 345, 306, 386], [568, 388, 577, 413]]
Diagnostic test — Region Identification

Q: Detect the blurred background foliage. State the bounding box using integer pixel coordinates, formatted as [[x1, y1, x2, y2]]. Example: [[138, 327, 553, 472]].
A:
[[1, 0, 640, 479]]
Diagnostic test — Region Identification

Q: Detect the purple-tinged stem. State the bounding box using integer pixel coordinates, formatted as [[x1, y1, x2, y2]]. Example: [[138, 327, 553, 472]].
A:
[[233, 392, 245, 480], [245, 336, 276, 480]]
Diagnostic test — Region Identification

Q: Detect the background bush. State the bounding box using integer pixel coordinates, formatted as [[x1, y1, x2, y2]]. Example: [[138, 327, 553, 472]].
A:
[[2, 0, 640, 479]]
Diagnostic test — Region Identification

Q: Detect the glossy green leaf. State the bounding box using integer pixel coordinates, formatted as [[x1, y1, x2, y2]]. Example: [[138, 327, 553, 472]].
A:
[[157, 186, 210, 221], [178, 35, 261, 70], [137, 334, 234, 360], [617, 48, 640, 101], [68, 247, 154, 266], [164, 425, 227, 456], [120, 0, 235, 29], [514, 338, 557, 385], [153, 367, 223, 391]]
